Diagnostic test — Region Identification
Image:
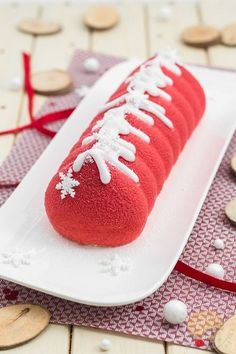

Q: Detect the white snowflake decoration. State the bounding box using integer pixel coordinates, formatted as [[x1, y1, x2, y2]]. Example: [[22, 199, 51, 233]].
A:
[[1, 250, 34, 268], [157, 48, 182, 66], [100, 254, 130, 276], [56, 168, 80, 199]]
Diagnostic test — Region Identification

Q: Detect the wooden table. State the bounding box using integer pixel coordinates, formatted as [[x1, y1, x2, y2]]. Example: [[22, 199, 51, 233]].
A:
[[0, 1, 235, 353]]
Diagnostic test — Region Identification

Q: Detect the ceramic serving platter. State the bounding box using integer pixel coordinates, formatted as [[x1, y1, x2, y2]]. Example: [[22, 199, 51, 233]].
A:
[[0, 60, 235, 306]]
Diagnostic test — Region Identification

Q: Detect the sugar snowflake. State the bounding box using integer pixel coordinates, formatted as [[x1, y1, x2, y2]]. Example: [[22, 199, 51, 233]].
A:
[[1, 250, 34, 268], [158, 48, 182, 65], [99, 254, 130, 276], [56, 168, 80, 199]]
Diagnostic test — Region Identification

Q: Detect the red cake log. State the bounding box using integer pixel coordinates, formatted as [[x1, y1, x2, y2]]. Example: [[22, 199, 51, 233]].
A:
[[45, 52, 205, 247]]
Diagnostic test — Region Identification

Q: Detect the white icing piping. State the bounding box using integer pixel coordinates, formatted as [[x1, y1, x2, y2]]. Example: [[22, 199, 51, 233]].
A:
[[71, 51, 181, 185], [74, 107, 139, 184], [99, 89, 173, 129]]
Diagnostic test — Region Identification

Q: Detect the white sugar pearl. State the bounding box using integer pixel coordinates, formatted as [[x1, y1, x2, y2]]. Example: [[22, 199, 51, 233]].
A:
[[213, 238, 225, 250], [206, 263, 225, 279], [83, 57, 100, 73], [9, 76, 22, 91], [163, 299, 187, 324], [75, 85, 90, 98], [157, 5, 172, 21], [100, 338, 111, 351]]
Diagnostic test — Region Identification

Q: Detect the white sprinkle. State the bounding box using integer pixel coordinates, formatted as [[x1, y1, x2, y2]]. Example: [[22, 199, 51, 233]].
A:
[[213, 239, 225, 250], [100, 338, 111, 351], [9, 76, 22, 91], [83, 57, 100, 73], [163, 300, 188, 325], [75, 85, 90, 98], [157, 5, 172, 21], [206, 263, 225, 279]]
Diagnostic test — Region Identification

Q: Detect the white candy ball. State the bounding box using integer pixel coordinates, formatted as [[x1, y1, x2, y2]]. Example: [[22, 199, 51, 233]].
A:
[[206, 263, 225, 279], [163, 299, 187, 324], [100, 338, 111, 351], [213, 238, 225, 250], [9, 76, 22, 91], [83, 57, 100, 73], [157, 5, 172, 21]]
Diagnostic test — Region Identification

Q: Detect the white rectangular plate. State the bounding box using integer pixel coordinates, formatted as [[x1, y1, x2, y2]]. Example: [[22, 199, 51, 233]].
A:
[[0, 61, 235, 307]]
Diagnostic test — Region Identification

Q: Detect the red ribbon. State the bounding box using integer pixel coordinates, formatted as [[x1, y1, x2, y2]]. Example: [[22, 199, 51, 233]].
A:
[[0, 181, 19, 188], [1, 54, 235, 294], [175, 260, 236, 293], [0, 53, 75, 188], [0, 53, 75, 138]]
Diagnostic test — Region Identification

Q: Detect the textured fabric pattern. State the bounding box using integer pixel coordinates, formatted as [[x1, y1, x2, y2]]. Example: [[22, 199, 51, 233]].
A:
[[0, 50, 235, 351]]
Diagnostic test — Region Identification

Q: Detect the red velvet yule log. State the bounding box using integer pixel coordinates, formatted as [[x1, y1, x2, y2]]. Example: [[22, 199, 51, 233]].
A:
[[45, 51, 206, 247]]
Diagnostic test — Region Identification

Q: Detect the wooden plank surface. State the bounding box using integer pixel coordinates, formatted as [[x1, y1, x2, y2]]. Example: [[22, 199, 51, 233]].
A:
[[72, 327, 165, 354], [1, 1, 236, 353], [0, 4, 38, 164], [200, 0, 236, 69], [0, 324, 70, 354], [147, 1, 208, 65], [167, 343, 214, 354], [91, 3, 147, 58], [20, 3, 90, 126]]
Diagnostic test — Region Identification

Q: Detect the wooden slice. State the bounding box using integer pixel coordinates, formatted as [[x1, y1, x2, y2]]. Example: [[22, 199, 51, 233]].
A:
[[225, 198, 236, 225], [84, 5, 119, 30], [230, 154, 236, 174], [0, 304, 50, 349], [214, 314, 236, 354], [31, 70, 73, 95], [18, 19, 61, 36], [222, 23, 236, 46], [181, 25, 220, 48]]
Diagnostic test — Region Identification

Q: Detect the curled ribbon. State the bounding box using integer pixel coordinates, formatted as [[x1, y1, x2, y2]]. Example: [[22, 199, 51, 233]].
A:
[[175, 261, 236, 293], [0, 53, 75, 138]]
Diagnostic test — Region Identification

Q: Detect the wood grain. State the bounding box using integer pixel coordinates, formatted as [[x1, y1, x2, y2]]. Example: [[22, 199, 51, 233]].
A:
[[0, 4, 38, 164], [200, 0, 236, 69], [147, 1, 208, 65], [0, 304, 50, 349], [91, 3, 147, 58], [167, 343, 214, 354], [0, 324, 70, 354], [71, 327, 165, 354], [214, 314, 236, 354]]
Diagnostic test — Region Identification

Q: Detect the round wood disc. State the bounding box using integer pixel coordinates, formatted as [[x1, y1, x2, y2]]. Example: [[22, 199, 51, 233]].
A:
[[18, 19, 61, 36], [84, 5, 119, 30], [225, 198, 236, 225], [230, 154, 236, 174], [31, 70, 73, 95], [0, 304, 50, 349], [222, 23, 236, 46], [214, 314, 236, 354], [181, 25, 220, 48]]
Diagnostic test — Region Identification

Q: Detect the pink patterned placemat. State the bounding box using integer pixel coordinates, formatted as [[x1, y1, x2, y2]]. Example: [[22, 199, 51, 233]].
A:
[[0, 50, 235, 351]]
